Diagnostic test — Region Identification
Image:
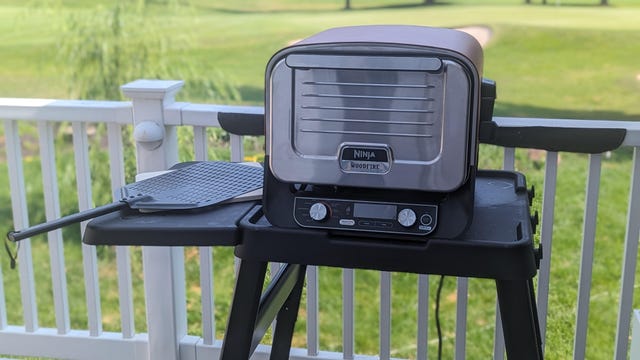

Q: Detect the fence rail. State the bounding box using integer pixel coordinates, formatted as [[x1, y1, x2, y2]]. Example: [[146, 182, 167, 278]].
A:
[[1, 79, 639, 359]]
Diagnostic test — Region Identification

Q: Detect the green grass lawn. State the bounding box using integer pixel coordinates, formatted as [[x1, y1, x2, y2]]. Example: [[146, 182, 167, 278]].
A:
[[2, 0, 640, 359]]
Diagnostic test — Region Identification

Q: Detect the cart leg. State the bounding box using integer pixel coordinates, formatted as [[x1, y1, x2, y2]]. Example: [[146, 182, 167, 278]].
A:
[[270, 265, 307, 360], [496, 278, 543, 360], [220, 259, 268, 360]]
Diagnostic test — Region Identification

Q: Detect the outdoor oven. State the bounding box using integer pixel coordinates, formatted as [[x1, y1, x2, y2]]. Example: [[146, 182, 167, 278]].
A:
[[262, 25, 495, 239]]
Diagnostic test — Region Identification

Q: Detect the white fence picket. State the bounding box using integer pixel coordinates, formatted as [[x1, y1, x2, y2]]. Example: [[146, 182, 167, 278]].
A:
[[115, 244, 135, 339], [503, 147, 516, 171], [492, 303, 504, 360], [0, 251, 6, 329], [193, 126, 208, 162], [199, 247, 215, 345], [343, 268, 355, 359], [72, 122, 103, 337], [455, 278, 468, 360], [537, 151, 559, 352], [107, 122, 136, 339], [230, 134, 243, 162], [630, 310, 640, 358], [306, 266, 320, 356], [3, 119, 38, 332], [614, 147, 640, 360], [492, 146, 516, 360], [37, 121, 70, 335], [416, 275, 429, 360], [573, 154, 602, 359], [193, 125, 215, 345], [380, 272, 392, 360]]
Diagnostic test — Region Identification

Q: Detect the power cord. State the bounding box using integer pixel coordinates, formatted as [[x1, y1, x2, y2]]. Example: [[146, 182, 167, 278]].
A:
[[435, 275, 445, 360]]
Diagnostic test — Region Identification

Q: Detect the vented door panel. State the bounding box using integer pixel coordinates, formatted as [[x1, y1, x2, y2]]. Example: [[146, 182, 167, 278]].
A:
[[294, 67, 444, 163]]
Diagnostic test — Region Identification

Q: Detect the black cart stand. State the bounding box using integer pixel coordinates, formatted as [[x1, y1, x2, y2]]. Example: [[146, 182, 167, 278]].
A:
[[226, 170, 543, 360], [83, 170, 543, 360]]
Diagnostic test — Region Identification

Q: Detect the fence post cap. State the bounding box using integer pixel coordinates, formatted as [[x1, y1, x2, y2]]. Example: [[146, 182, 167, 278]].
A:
[[121, 79, 184, 100]]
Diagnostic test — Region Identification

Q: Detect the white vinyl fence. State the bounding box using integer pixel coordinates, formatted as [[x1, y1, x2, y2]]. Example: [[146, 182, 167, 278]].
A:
[[0, 80, 639, 360]]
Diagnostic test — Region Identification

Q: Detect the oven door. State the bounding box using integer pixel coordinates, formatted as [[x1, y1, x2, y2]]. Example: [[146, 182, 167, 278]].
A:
[[267, 53, 474, 192]]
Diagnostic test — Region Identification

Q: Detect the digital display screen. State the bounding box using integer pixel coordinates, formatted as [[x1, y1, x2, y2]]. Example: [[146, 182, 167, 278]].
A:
[[354, 203, 397, 220]]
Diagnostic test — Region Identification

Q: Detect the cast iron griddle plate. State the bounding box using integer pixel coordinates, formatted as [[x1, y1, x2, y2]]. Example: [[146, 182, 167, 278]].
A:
[[121, 161, 263, 210]]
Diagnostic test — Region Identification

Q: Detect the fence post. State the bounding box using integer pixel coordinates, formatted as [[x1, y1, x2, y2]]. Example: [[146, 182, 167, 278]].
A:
[[121, 80, 186, 360]]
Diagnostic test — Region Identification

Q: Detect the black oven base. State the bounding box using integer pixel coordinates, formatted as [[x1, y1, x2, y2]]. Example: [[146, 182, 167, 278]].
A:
[[262, 155, 476, 241]]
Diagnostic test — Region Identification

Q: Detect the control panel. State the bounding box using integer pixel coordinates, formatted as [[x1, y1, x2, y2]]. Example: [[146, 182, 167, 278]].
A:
[[293, 197, 438, 237]]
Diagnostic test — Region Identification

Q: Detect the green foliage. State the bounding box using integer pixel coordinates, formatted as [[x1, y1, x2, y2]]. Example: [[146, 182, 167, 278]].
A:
[[58, 4, 141, 100], [57, 1, 242, 102], [2, 1, 640, 360]]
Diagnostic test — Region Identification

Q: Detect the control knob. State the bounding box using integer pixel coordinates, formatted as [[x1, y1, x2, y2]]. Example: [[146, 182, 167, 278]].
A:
[[309, 202, 329, 222], [397, 208, 417, 228]]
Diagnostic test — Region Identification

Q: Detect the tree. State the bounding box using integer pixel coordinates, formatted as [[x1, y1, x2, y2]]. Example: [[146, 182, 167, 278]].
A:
[[58, 1, 242, 187]]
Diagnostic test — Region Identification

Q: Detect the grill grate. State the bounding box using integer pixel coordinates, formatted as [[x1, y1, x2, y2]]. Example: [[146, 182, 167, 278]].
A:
[[7, 161, 264, 242], [122, 161, 264, 210]]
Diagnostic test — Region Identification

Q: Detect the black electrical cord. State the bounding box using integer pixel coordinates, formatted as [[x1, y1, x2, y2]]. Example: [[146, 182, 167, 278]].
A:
[[435, 275, 445, 360]]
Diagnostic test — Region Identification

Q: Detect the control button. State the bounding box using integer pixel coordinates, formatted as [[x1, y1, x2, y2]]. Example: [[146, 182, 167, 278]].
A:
[[420, 214, 433, 226], [397, 208, 417, 228], [339, 219, 356, 226], [309, 202, 329, 222], [375, 221, 393, 229], [358, 220, 374, 227]]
